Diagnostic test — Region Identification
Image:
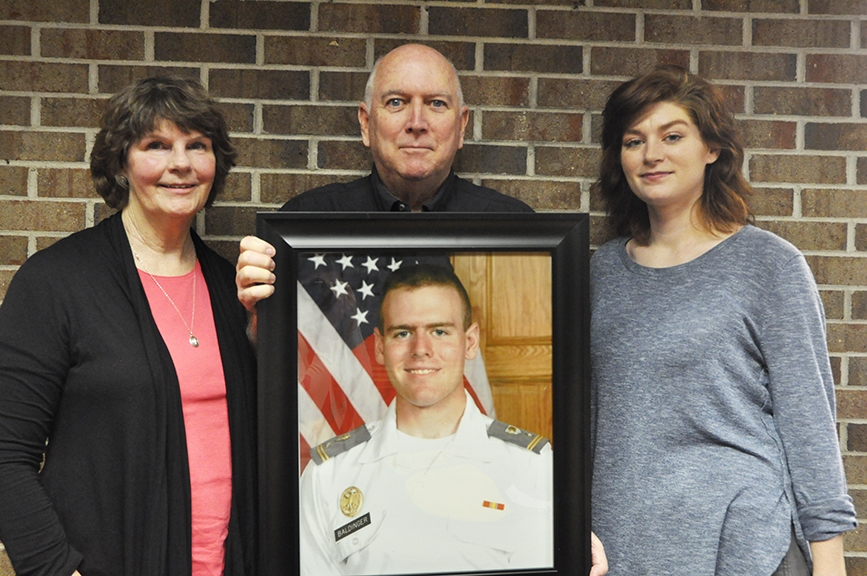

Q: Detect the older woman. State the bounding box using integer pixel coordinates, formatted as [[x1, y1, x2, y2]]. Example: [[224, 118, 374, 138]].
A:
[[590, 66, 855, 575], [0, 77, 257, 575]]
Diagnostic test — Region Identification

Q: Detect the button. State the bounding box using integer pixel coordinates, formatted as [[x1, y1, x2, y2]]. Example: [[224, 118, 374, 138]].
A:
[[398, 203, 407, 211]]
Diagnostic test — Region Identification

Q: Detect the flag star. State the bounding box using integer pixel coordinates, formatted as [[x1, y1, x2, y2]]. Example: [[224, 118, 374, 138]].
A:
[[336, 254, 354, 270], [308, 253, 327, 269], [357, 280, 375, 300], [362, 256, 380, 274], [330, 279, 349, 298], [351, 308, 369, 327], [387, 258, 402, 272]]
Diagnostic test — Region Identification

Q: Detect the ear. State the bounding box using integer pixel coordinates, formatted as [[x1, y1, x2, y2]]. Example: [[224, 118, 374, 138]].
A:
[[358, 103, 371, 148], [373, 327, 385, 365], [457, 106, 469, 150], [705, 145, 721, 166], [464, 322, 480, 360]]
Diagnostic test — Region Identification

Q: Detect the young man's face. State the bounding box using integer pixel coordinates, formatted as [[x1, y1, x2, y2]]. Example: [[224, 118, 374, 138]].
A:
[[374, 285, 479, 410]]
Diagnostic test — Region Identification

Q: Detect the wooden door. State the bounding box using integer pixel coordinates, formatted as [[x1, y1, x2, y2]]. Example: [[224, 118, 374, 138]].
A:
[[453, 253, 553, 441]]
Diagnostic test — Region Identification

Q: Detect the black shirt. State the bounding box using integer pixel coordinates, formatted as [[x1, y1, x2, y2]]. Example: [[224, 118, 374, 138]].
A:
[[281, 168, 533, 213]]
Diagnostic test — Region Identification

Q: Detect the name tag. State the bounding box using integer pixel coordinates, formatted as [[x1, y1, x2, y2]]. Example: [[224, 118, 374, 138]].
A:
[[334, 512, 371, 542]]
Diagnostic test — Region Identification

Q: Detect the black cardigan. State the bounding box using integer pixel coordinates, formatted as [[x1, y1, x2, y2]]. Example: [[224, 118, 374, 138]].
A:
[[0, 212, 257, 576]]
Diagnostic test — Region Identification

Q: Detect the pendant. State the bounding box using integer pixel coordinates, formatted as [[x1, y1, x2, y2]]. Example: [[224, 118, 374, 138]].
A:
[[189, 335, 199, 347]]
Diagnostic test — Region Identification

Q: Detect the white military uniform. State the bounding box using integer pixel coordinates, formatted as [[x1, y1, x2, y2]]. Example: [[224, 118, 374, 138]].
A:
[[299, 391, 553, 575]]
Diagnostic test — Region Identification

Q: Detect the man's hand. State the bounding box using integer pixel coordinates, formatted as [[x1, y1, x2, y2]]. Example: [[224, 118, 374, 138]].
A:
[[236, 235, 277, 312], [590, 531, 608, 576]]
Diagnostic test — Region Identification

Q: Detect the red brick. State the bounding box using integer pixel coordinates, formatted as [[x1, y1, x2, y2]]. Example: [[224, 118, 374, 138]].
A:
[[858, 224, 867, 251], [858, 158, 867, 186], [453, 145, 527, 175], [535, 146, 600, 178], [846, 555, 867, 575], [843, 524, 867, 555], [753, 18, 851, 48], [749, 154, 846, 185], [739, 119, 796, 149], [317, 141, 370, 171], [806, 123, 867, 150], [807, 54, 867, 84], [0, 96, 30, 125], [810, 0, 867, 15], [754, 86, 851, 117], [217, 172, 251, 203], [41, 97, 106, 129], [0, 200, 85, 232], [480, 179, 581, 211], [828, 324, 867, 355], [42, 29, 144, 60], [215, 102, 255, 133], [848, 424, 867, 451], [595, 0, 690, 7], [37, 168, 95, 200], [0, 61, 88, 93], [839, 389, 867, 420], [494, 0, 574, 4], [155, 33, 256, 64], [482, 111, 583, 143], [590, 47, 689, 76], [234, 137, 308, 170], [264, 36, 365, 67], [537, 11, 635, 42], [852, 357, 867, 387], [803, 189, 867, 218], [260, 172, 360, 205], [699, 51, 797, 81], [0, 131, 85, 162], [210, 0, 310, 31], [749, 187, 793, 217], [853, 291, 867, 321], [99, 0, 199, 26], [704, 0, 798, 11], [0, 25, 30, 56], [844, 454, 867, 484], [758, 220, 847, 251], [538, 78, 622, 111], [0, 166, 28, 197], [461, 76, 530, 107], [319, 72, 369, 103], [806, 255, 867, 285], [1, 0, 88, 22], [820, 289, 845, 321], [209, 69, 309, 100], [204, 205, 257, 237], [429, 7, 528, 38], [645, 15, 742, 46], [263, 105, 359, 137], [0, 235, 27, 266], [318, 4, 420, 34], [97, 66, 200, 94], [484, 44, 581, 74]]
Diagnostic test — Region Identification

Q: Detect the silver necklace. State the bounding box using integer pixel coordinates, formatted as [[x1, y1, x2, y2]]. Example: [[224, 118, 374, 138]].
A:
[[132, 249, 199, 347]]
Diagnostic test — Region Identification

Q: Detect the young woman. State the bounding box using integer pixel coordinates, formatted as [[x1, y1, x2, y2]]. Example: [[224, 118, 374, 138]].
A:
[[590, 66, 855, 575]]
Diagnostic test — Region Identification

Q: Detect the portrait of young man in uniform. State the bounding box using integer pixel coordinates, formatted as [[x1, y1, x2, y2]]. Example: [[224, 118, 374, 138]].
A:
[[297, 263, 554, 575]]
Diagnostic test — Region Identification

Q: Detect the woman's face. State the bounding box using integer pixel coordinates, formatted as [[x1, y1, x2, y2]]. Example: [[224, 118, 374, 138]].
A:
[[619, 101, 719, 214], [123, 119, 215, 223]]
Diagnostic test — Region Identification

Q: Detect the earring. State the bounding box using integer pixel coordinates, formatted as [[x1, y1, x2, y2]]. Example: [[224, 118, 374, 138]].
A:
[[115, 174, 129, 188]]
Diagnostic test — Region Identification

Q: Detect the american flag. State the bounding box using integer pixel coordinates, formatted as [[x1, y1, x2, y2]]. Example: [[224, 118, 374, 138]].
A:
[[296, 251, 495, 471]]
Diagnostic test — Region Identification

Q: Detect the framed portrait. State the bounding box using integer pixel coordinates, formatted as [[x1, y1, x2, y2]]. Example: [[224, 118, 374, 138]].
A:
[[256, 212, 591, 576]]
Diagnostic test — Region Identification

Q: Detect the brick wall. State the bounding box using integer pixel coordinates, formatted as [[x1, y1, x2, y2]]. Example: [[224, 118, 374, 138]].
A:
[[1, 0, 866, 572]]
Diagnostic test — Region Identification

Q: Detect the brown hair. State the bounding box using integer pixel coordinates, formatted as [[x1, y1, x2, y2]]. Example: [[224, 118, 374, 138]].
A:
[[90, 76, 236, 210], [378, 263, 473, 332], [593, 65, 753, 244]]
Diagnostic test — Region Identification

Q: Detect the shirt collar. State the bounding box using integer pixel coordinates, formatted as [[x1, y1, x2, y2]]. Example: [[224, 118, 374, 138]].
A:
[[370, 166, 456, 212]]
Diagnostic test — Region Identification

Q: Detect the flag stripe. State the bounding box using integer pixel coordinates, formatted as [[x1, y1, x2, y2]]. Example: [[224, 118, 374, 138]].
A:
[[298, 332, 365, 434]]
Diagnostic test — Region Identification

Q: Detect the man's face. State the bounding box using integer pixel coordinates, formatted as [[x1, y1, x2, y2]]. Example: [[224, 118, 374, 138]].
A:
[[359, 45, 469, 197], [374, 285, 479, 410]]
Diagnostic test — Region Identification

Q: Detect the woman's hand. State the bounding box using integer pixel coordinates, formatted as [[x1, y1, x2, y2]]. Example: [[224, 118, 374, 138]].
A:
[[591, 531, 608, 576]]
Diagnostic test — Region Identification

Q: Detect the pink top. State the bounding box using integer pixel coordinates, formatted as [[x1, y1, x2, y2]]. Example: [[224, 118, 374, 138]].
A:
[[139, 261, 233, 576]]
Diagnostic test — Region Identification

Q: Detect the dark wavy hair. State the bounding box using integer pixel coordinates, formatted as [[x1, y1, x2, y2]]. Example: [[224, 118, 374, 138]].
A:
[[593, 65, 753, 244], [90, 76, 237, 210], [378, 263, 472, 332]]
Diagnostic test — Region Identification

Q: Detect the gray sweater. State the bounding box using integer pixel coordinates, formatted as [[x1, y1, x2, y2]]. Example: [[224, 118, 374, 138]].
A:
[[590, 225, 855, 575]]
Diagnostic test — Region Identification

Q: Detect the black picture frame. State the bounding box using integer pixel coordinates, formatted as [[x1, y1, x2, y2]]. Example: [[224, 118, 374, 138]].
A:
[[256, 212, 591, 576]]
